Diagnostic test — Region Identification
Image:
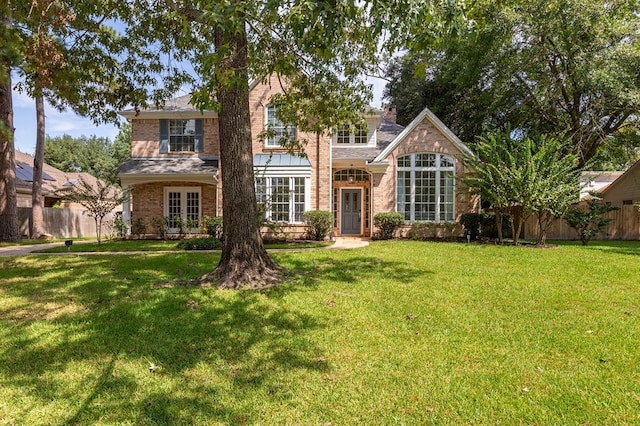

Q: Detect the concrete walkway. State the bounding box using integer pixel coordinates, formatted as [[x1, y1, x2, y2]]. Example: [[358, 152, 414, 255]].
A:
[[0, 237, 369, 256]]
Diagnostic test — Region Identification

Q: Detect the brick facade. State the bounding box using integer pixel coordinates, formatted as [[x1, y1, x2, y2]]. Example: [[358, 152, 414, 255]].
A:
[[122, 77, 479, 239]]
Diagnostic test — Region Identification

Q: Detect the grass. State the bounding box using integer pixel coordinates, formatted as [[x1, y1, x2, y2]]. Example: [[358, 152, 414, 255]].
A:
[[0, 240, 639, 424], [32, 239, 333, 253]]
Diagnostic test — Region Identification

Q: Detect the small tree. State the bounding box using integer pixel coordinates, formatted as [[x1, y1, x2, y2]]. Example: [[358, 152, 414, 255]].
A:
[[57, 177, 125, 244], [564, 192, 618, 245]]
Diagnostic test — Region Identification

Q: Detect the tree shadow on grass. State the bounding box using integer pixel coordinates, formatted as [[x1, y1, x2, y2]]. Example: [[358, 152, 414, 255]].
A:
[[553, 240, 640, 257], [0, 254, 327, 424], [271, 252, 431, 293]]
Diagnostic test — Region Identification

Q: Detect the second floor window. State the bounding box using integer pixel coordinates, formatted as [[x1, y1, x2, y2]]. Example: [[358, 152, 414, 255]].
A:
[[160, 119, 203, 153], [266, 105, 296, 147], [336, 124, 368, 144]]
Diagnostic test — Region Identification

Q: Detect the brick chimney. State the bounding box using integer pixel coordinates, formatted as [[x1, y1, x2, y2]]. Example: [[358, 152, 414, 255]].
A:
[[383, 104, 397, 123]]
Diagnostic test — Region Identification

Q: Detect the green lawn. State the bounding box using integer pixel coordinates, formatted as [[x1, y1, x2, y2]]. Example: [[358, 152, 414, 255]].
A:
[[1, 241, 639, 424], [33, 239, 332, 253]]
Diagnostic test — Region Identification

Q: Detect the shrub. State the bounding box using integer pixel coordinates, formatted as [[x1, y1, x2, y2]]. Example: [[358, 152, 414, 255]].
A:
[[373, 212, 405, 240], [407, 222, 463, 241], [151, 216, 168, 240], [131, 218, 147, 238], [460, 213, 484, 240], [176, 237, 222, 250], [111, 214, 128, 239], [202, 216, 223, 239], [407, 222, 432, 240], [303, 210, 334, 241], [564, 193, 618, 245]]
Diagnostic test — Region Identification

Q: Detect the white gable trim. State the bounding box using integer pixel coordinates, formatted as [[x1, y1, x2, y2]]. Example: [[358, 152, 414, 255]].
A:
[[373, 107, 474, 163]]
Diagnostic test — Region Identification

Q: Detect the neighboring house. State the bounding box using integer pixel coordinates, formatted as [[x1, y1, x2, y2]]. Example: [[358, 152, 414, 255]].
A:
[[15, 150, 107, 209], [600, 160, 640, 207], [118, 76, 479, 238], [580, 171, 625, 199]]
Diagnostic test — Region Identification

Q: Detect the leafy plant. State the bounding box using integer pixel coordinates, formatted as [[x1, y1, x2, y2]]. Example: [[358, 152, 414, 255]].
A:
[[151, 216, 169, 240], [111, 214, 128, 239], [564, 192, 618, 245], [131, 218, 146, 238], [176, 237, 222, 250], [373, 212, 405, 240], [202, 216, 223, 240], [55, 177, 125, 244], [303, 210, 334, 241]]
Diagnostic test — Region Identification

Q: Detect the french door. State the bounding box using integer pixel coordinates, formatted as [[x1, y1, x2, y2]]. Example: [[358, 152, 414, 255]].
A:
[[164, 187, 201, 233]]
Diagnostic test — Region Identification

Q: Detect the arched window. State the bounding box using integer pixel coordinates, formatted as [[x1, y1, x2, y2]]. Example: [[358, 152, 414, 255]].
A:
[[396, 153, 455, 222]]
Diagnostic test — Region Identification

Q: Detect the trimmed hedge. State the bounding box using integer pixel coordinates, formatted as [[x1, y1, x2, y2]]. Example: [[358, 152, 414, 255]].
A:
[[373, 212, 405, 240], [303, 210, 334, 241]]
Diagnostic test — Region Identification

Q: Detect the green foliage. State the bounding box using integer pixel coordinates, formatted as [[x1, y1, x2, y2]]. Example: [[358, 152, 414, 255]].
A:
[[2, 241, 640, 424], [201, 216, 223, 239], [176, 237, 222, 251], [111, 215, 128, 239], [373, 212, 405, 240], [302, 210, 334, 241], [464, 132, 580, 244], [564, 193, 619, 245], [459, 213, 489, 240], [131, 218, 147, 238], [151, 216, 169, 240], [387, 0, 640, 168], [407, 222, 463, 241], [55, 177, 125, 244], [44, 130, 130, 186]]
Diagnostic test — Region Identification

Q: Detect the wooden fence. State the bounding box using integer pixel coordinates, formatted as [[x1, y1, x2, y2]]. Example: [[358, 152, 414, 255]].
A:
[[17, 207, 117, 239], [523, 204, 640, 241]]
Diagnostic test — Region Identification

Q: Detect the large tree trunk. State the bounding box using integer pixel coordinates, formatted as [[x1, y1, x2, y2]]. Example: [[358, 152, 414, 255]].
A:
[[199, 11, 282, 289], [30, 94, 46, 239], [0, 49, 20, 242]]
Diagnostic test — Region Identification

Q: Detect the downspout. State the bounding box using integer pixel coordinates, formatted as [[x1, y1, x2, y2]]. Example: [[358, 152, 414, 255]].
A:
[[316, 132, 320, 210]]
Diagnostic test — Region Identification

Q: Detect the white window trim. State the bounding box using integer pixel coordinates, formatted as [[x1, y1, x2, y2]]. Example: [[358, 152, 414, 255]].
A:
[[396, 153, 456, 222], [163, 186, 202, 233], [333, 123, 377, 147], [265, 105, 296, 148], [254, 168, 311, 223]]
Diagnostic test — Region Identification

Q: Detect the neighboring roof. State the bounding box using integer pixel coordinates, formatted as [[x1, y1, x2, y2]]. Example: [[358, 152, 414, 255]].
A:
[[600, 159, 640, 197], [373, 106, 474, 162], [253, 153, 311, 167], [119, 157, 219, 176], [14, 150, 101, 197], [331, 118, 405, 161]]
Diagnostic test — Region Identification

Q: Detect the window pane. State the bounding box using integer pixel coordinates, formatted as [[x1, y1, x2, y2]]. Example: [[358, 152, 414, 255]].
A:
[[440, 171, 455, 221], [415, 153, 436, 168], [267, 105, 296, 146], [354, 124, 368, 144], [440, 155, 454, 168], [397, 155, 411, 168], [169, 119, 196, 152]]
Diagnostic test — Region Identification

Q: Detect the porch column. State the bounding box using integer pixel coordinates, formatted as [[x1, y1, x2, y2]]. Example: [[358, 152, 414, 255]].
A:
[[121, 184, 131, 235]]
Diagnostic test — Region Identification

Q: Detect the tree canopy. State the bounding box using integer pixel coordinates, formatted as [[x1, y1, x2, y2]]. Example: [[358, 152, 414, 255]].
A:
[[44, 124, 131, 186], [385, 0, 640, 169]]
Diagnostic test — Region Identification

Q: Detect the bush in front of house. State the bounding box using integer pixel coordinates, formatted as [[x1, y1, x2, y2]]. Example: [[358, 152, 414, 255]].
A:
[[373, 212, 405, 240], [176, 237, 222, 250], [303, 210, 334, 241], [202, 216, 224, 239], [131, 217, 147, 238], [460, 213, 486, 240]]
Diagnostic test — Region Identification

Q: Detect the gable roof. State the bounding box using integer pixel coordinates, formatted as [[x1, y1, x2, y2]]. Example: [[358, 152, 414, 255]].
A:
[[600, 159, 640, 197], [373, 106, 473, 162]]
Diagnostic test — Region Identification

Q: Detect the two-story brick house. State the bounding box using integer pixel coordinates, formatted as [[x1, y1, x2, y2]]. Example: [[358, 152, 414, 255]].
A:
[[118, 75, 479, 238]]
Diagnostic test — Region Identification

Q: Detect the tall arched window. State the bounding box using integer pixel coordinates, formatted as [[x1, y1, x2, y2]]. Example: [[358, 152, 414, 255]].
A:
[[396, 153, 455, 222]]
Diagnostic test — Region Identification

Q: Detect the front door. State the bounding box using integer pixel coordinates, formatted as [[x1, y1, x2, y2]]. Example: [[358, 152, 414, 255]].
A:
[[165, 187, 201, 233], [341, 189, 361, 235]]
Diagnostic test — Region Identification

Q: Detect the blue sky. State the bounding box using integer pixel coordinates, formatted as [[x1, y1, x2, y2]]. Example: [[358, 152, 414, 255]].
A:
[[12, 77, 387, 156]]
